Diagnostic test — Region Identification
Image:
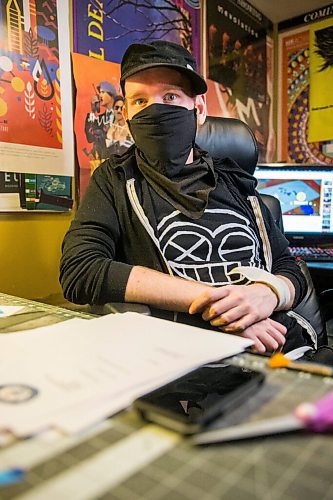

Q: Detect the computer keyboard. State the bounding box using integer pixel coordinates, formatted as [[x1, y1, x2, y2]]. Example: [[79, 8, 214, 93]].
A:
[[289, 246, 333, 261]]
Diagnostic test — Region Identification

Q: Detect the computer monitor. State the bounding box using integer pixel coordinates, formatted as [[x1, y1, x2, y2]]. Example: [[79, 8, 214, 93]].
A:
[[254, 164, 333, 246]]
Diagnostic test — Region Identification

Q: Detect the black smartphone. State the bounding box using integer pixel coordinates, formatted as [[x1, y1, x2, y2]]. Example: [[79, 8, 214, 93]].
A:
[[134, 363, 265, 434]]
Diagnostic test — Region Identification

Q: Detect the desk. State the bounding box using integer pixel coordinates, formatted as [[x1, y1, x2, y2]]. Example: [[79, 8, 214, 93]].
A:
[[1, 294, 333, 500], [0, 292, 94, 333]]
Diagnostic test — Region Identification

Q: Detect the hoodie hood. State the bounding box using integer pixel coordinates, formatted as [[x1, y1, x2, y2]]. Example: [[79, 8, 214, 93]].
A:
[[208, 154, 258, 195], [109, 144, 257, 194]]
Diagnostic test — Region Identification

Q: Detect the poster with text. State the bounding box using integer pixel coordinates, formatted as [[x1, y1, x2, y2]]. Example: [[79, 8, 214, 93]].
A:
[[278, 26, 333, 164], [204, 0, 274, 162], [73, 0, 201, 198], [0, 171, 22, 210], [73, 0, 201, 68], [0, 0, 74, 175], [308, 18, 333, 143], [72, 52, 133, 196]]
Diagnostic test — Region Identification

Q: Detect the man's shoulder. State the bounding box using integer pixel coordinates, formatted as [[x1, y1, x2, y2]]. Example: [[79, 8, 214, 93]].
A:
[[94, 145, 137, 176], [211, 155, 246, 173], [209, 155, 257, 194]]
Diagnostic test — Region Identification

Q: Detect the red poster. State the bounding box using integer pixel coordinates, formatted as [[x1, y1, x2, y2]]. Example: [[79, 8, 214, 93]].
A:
[[0, 0, 74, 177], [72, 53, 133, 196]]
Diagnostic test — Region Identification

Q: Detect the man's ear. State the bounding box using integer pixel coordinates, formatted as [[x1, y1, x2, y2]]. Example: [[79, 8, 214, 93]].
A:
[[195, 94, 207, 126]]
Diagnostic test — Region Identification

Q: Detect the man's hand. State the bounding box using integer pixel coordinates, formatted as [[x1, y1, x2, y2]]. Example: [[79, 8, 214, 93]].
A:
[[188, 283, 278, 331], [237, 318, 287, 353]]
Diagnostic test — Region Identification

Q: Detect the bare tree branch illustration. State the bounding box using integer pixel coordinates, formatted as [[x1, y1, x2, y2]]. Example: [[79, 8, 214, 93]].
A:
[[91, 0, 192, 50]]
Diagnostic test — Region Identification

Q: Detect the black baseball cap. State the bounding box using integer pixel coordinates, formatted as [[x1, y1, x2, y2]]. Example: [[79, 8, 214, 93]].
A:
[[120, 40, 207, 95]]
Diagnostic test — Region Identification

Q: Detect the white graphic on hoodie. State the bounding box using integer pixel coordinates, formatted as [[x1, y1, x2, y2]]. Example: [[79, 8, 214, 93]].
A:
[[157, 209, 263, 285]]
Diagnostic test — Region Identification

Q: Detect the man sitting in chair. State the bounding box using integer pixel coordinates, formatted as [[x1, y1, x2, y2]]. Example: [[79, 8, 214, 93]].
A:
[[60, 40, 314, 354]]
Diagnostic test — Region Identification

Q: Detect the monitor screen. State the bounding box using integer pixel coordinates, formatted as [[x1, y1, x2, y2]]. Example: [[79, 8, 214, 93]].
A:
[[254, 164, 333, 245]]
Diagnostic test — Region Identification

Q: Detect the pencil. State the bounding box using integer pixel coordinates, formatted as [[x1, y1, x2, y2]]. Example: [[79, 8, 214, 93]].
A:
[[268, 353, 333, 377]]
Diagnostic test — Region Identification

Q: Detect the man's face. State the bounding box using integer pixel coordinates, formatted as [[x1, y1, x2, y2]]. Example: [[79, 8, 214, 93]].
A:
[[114, 99, 125, 122], [99, 90, 114, 109], [124, 67, 199, 120]]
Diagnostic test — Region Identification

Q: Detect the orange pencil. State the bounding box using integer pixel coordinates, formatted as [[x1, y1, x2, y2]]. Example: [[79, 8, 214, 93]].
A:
[[268, 353, 333, 377]]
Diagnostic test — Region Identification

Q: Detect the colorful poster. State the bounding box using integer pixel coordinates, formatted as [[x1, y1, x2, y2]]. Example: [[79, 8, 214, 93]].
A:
[[308, 18, 333, 142], [73, 0, 201, 67], [73, 0, 201, 197], [0, 0, 74, 175], [0, 171, 22, 211], [278, 27, 333, 164], [204, 0, 274, 162], [72, 52, 133, 196]]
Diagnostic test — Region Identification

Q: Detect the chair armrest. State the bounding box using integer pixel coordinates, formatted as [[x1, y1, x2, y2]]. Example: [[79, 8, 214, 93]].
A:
[[319, 289, 333, 322], [294, 260, 327, 346]]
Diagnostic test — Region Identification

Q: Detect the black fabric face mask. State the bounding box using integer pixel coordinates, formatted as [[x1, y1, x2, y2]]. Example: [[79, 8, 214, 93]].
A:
[[127, 103, 197, 177]]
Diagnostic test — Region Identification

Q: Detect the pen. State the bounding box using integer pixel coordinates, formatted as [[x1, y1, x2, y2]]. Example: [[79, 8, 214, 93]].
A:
[[0, 468, 25, 487], [268, 353, 333, 377]]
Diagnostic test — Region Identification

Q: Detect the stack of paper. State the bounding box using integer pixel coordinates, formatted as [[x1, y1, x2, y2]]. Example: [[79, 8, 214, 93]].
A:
[[0, 305, 25, 317], [0, 312, 252, 436]]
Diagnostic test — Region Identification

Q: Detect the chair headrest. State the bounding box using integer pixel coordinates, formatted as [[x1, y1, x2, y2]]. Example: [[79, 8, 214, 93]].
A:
[[195, 116, 258, 175]]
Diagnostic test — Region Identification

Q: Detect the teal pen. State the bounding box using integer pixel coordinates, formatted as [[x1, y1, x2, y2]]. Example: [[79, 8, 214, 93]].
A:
[[0, 468, 25, 487]]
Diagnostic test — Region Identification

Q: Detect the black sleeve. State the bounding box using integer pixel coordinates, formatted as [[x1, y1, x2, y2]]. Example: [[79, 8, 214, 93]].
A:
[[59, 165, 133, 305], [258, 196, 307, 307]]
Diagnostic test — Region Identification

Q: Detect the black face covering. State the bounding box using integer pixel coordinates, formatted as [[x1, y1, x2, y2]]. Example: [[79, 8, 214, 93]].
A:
[[127, 103, 217, 219], [127, 103, 197, 177]]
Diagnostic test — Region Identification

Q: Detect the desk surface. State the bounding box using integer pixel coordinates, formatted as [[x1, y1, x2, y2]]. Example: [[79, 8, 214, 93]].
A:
[[0, 292, 94, 333], [1, 293, 333, 500]]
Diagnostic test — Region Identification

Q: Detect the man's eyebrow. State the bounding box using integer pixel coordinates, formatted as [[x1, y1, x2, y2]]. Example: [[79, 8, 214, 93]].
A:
[[125, 91, 146, 100], [126, 84, 186, 99], [160, 84, 187, 92]]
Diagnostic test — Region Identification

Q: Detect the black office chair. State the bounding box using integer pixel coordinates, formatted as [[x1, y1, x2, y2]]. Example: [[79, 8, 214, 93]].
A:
[[196, 116, 327, 347], [93, 116, 328, 347]]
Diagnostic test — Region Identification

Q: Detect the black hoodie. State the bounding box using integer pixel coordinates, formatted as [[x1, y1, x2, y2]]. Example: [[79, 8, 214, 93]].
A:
[[60, 147, 307, 320]]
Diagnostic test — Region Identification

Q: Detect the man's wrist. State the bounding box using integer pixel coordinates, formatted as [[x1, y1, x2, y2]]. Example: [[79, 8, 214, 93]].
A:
[[229, 266, 291, 311], [250, 282, 279, 309]]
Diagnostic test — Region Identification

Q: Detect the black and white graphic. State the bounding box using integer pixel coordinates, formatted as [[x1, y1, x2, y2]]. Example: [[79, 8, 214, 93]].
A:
[[157, 209, 263, 285], [0, 384, 39, 404]]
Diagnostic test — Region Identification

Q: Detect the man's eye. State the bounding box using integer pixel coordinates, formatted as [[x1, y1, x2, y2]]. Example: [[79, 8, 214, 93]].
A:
[[134, 98, 146, 106], [164, 93, 178, 102]]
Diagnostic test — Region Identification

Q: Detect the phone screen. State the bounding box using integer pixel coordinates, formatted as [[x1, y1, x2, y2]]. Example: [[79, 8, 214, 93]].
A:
[[134, 364, 265, 433]]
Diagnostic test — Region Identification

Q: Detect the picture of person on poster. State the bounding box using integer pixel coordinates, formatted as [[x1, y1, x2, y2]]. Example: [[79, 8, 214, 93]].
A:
[[106, 96, 133, 156], [206, 0, 274, 162], [84, 81, 117, 161]]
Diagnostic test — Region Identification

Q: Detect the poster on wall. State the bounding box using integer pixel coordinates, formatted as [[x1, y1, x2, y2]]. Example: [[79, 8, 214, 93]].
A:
[[73, 0, 201, 197], [308, 18, 333, 143], [0, 171, 72, 212], [0, 0, 74, 176], [0, 171, 22, 210], [72, 52, 133, 195], [278, 26, 333, 164], [73, 0, 201, 68], [204, 0, 274, 162]]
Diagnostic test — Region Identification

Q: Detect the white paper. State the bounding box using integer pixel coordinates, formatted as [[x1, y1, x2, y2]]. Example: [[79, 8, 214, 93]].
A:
[[0, 305, 25, 317], [0, 313, 252, 436]]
